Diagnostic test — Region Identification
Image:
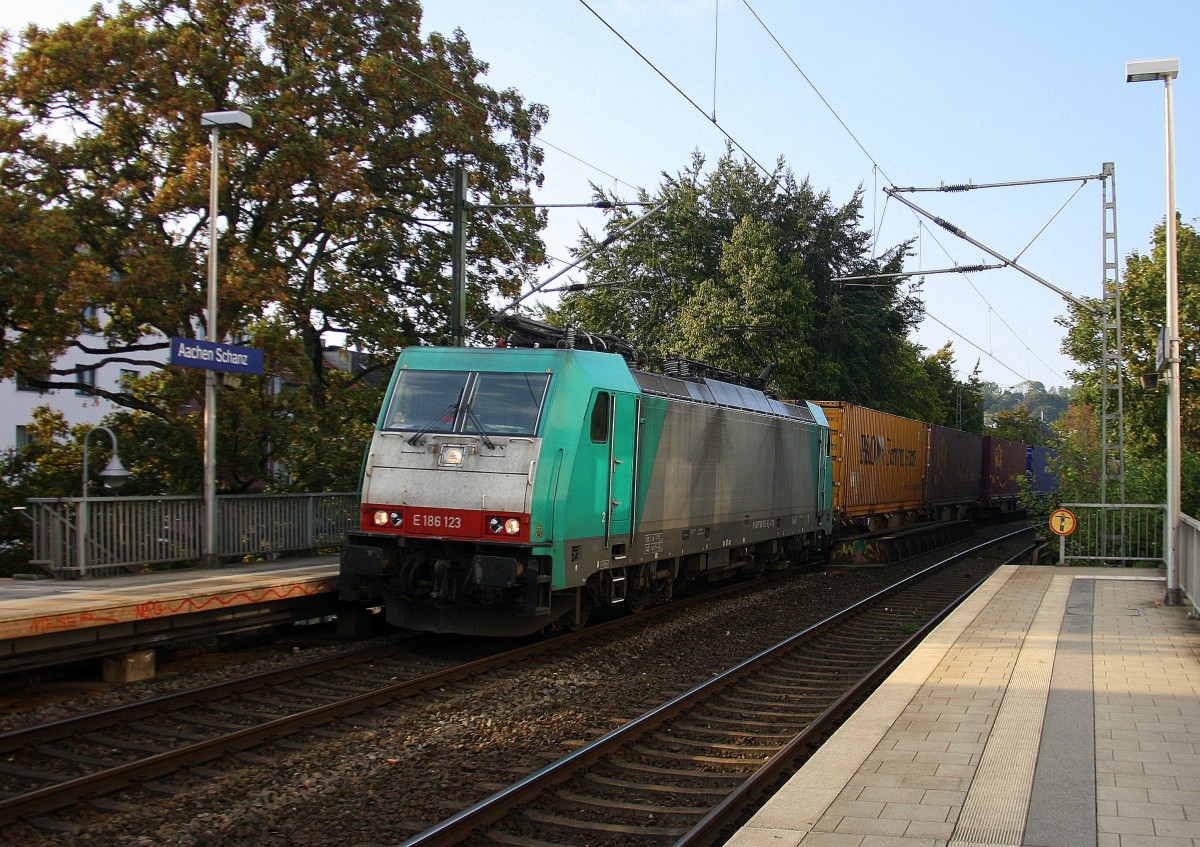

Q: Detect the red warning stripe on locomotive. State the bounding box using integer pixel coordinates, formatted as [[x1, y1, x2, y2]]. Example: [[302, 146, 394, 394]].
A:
[[360, 505, 530, 542]]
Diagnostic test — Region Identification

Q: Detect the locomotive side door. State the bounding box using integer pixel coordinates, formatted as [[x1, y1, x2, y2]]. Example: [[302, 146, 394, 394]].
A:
[[606, 392, 639, 553]]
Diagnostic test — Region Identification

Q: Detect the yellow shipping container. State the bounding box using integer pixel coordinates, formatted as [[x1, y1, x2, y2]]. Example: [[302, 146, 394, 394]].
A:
[[815, 401, 929, 525]]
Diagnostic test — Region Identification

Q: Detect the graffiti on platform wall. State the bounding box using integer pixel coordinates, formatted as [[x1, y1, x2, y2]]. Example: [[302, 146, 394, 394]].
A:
[[19, 579, 337, 639], [30, 612, 121, 635], [132, 581, 337, 619]]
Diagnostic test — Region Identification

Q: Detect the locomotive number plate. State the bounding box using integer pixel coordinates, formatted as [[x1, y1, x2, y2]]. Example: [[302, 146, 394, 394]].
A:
[[406, 508, 477, 537]]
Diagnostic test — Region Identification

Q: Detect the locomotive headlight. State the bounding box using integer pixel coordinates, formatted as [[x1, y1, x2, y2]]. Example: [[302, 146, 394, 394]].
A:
[[372, 509, 390, 526], [439, 446, 465, 466], [486, 516, 521, 535]]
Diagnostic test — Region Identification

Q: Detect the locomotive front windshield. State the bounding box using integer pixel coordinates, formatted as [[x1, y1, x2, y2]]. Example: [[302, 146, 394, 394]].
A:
[[383, 370, 551, 436]]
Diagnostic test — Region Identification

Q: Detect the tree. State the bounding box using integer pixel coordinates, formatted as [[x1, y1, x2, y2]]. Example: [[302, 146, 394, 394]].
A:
[[1058, 216, 1199, 511], [544, 148, 956, 419], [1, 0, 547, 491], [0, 408, 101, 575], [990, 408, 1047, 445], [1018, 382, 1071, 425], [920, 345, 985, 432]]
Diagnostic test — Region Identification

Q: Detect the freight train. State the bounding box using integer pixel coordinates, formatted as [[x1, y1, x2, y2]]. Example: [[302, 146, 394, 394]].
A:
[[339, 335, 1054, 636]]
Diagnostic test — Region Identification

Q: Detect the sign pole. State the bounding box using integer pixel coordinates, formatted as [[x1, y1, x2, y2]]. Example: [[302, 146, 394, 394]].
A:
[[199, 110, 252, 567], [1049, 508, 1078, 567], [203, 122, 220, 567]]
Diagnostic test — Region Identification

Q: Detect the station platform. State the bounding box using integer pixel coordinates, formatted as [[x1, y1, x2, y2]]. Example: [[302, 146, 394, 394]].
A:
[[0, 556, 340, 676], [730, 565, 1200, 847]]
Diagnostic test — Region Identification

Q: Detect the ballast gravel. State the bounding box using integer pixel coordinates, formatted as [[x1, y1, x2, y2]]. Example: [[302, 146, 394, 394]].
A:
[[4, 538, 1021, 847]]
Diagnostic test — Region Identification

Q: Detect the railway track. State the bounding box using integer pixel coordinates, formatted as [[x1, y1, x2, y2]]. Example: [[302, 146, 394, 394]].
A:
[[399, 527, 1034, 847], [0, 563, 812, 830]]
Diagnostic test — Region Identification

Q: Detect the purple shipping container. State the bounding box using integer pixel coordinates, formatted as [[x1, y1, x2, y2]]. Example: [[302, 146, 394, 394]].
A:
[[927, 425, 983, 512], [981, 436, 1026, 508], [1026, 446, 1058, 495]]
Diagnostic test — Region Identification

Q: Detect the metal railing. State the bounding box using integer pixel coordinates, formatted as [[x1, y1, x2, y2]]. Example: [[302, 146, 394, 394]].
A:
[[1056, 503, 1197, 615], [26, 493, 359, 578], [1181, 514, 1199, 615], [1057, 503, 1166, 568]]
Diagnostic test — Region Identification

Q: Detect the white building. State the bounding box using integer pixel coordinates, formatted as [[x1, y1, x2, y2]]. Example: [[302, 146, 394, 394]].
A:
[[2, 325, 377, 455], [1, 318, 169, 454]]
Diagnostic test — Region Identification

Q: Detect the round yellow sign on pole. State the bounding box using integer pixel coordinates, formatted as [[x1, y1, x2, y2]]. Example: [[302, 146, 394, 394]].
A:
[[1049, 508, 1077, 536]]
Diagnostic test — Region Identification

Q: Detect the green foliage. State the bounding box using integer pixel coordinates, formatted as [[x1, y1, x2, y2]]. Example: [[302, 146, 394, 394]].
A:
[[1048, 403, 1103, 504], [1058, 217, 1199, 510], [920, 345, 985, 431], [990, 408, 1051, 446], [981, 380, 1071, 427], [0, 408, 118, 575], [1017, 473, 1057, 519], [544, 147, 972, 420], [1, 0, 548, 494]]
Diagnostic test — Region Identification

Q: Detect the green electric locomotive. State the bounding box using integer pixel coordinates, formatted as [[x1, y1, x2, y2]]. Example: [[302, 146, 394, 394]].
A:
[[340, 345, 834, 636]]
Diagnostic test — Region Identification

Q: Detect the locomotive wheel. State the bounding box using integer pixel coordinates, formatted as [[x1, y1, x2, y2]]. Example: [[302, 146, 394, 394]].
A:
[[565, 593, 593, 632], [624, 585, 649, 614]]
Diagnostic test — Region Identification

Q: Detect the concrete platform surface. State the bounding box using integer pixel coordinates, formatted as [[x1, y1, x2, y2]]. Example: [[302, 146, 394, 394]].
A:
[[728, 565, 1200, 847], [0, 556, 339, 641]]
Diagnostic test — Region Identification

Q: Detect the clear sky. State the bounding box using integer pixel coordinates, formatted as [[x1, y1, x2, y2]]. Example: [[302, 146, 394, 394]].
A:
[[5, 1, 1196, 391]]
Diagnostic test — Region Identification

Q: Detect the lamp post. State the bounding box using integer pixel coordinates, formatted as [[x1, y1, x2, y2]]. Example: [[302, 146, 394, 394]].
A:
[[1126, 58, 1181, 605], [78, 426, 131, 577], [200, 109, 252, 566]]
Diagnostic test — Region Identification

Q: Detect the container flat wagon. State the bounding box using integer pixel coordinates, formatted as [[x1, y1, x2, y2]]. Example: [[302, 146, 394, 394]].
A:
[[927, 425, 984, 519], [981, 435, 1027, 512], [815, 401, 929, 531]]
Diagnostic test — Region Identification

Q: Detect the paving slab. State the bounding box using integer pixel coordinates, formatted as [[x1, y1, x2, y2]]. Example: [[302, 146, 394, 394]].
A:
[[728, 566, 1200, 847]]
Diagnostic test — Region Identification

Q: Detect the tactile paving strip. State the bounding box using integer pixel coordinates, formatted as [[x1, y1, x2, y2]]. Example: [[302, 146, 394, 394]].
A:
[[948, 574, 1071, 847]]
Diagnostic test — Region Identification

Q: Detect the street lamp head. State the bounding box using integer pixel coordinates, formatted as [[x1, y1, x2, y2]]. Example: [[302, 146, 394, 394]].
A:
[[1126, 58, 1179, 83], [201, 110, 253, 129], [99, 454, 132, 491]]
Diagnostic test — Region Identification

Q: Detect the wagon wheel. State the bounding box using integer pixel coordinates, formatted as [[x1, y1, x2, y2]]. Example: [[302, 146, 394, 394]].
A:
[[623, 564, 652, 615]]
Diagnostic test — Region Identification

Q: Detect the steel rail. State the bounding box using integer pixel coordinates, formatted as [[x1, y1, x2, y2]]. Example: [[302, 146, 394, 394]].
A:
[[677, 535, 1038, 847], [0, 564, 799, 826], [0, 641, 406, 754], [396, 526, 1033, 847]]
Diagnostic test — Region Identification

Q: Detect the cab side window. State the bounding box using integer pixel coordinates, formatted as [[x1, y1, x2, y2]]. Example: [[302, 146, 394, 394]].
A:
[[590, 392, 611, 443]]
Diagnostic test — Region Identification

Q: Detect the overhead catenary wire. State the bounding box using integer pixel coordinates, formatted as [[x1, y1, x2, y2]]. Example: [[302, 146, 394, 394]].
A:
[[463, 0, 1047, 390], [1013, 179, 1088, 263], [913, 220, 1070, 385], [731, 2, 1060, 385], [739, 0, 896, 188], [577, 0, 776, 183], [733, 4, 1092, 389], [473, 199, 670, 333], [923, 311, 1038, 386]]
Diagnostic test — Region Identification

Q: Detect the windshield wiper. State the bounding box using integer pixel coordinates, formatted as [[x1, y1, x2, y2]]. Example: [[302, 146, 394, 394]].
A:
[[464, 406, 496, 450], [406, 401, 459, 446]]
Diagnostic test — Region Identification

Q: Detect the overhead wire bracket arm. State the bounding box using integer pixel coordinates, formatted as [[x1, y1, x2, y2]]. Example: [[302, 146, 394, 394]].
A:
[[834, 264, 1004, 284], [882, 187, 1099, 315], [890, 170, 1108, 192]]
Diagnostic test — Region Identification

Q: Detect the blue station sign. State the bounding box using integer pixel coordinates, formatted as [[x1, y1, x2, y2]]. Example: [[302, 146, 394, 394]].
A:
[[170, 337, 264, 375]]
